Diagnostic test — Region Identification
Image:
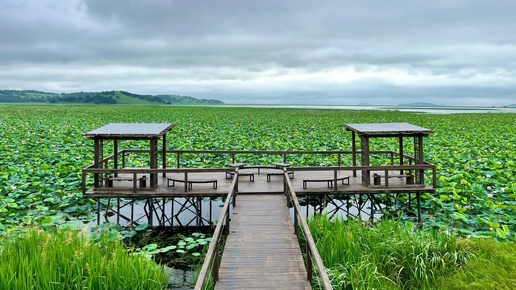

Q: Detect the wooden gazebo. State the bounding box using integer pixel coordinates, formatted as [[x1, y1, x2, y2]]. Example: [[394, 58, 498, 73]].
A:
[[344, 123, 433, 185], [84, 123, 175, 188]]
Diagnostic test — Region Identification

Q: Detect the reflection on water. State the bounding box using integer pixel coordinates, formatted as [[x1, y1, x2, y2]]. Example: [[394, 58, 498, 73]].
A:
[[164, 267, 196, 290], [95, 197, 225, 227], [95, 194, 417, 227]]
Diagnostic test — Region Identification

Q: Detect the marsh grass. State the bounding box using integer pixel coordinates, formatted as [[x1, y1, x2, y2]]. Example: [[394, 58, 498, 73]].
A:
[[0, 228, 167, 289], [438, 239, 516, 289], [309, 216, 472, 289]]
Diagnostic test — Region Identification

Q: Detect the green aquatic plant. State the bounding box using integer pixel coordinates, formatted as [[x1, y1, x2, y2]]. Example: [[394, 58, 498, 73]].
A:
[[0, 227, 167, 289], [309, 216, 472, 289], [0, 105, 515, 241]]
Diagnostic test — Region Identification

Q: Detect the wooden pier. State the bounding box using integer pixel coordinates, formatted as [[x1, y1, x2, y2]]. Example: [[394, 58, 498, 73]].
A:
[[214, 194, 311, 290], [82, 122, 438, 289]]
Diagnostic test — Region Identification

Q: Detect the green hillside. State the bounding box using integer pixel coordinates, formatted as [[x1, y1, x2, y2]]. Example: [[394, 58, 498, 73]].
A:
[[0, 90, 224, 105]]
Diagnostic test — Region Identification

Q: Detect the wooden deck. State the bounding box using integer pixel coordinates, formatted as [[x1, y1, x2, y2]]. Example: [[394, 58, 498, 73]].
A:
[[214, 194, 311, 290], [85, 168, 435, 197]]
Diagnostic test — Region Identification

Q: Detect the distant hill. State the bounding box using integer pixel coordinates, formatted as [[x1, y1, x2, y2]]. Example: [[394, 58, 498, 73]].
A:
[[506, 104, 516, 107], [398, 102, 440, 107], [0, 90, 224, 105]]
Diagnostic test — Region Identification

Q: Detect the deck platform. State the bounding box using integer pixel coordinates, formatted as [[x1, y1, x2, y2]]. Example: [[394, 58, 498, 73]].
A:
[[214, 194, 311, 290], [84, 168, 434, 197]]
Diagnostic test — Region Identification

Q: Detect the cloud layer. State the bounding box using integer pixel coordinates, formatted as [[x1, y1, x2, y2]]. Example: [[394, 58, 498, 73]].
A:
[[1, 0, 515, 105]]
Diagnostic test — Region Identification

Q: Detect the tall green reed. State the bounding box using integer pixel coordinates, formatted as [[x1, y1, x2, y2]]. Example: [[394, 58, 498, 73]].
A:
[[309, 216, 472, 289], [0, 228, 167, 290]]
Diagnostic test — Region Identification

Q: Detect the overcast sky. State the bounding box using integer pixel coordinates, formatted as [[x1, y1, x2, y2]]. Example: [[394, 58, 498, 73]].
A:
[[1, 0, 515, 105]]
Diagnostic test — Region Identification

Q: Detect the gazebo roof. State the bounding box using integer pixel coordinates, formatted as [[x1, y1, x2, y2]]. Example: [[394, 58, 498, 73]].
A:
[[344, 123, 433, 137], [84, 123, 175, 139]]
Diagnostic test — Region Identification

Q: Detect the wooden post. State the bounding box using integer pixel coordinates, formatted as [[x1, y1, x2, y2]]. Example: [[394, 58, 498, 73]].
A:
[[148, 198, 153, 227], [213, 243, 220, 282], [184, 172, 188, 192], [132, 173, 137, 193], [225, 207, 230, 235], [361, 135, 370, 184], [162, 133, 167, 177], [333, 169, 338, 191], [306, 244, 313, 282], [93, 138, 103, 188], [149, 138, 158, 187], [352, 132, 357, 177], [384, 169, 389, 187], [399, 136, 404, 175], [113, 140, 118, 177], [294, 211, 298, 235]]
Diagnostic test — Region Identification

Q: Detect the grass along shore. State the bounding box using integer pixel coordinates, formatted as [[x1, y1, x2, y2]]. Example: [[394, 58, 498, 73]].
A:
[[309, 216, 516, 289]]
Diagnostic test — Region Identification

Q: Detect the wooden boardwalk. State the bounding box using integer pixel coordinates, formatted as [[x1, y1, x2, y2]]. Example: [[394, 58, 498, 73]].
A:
[[214, 194, 311, 290]]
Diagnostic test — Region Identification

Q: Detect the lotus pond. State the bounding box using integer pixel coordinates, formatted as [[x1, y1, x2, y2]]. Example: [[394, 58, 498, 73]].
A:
[[1, 105, 514, 241]]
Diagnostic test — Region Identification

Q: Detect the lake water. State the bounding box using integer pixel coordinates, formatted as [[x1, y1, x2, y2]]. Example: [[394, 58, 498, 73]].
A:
[[218, 104, 516, 114]]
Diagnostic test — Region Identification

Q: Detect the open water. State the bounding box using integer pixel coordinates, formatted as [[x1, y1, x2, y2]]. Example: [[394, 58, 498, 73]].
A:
[[218, 104, 516, 114]]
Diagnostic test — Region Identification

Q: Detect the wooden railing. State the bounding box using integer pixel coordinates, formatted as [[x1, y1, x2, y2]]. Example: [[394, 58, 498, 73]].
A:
[[81, 167, 233, 194], [284, 170, 333, 290], [194, 171, 239, 290], [92, 148, 425, 168]]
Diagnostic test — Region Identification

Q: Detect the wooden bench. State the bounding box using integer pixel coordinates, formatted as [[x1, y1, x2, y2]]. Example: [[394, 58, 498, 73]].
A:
[[167, 178, 218, 190], [302, 176, 350, 189], [105, 176, 147, 188], [242, 165, 276, 174], [225, 171, 255, 182], [266, 171, 295, 182], [372, 174, 413, 185]]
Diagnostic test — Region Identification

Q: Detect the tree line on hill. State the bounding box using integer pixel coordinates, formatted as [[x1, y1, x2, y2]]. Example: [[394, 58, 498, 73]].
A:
[[0, 90, 224, 105]]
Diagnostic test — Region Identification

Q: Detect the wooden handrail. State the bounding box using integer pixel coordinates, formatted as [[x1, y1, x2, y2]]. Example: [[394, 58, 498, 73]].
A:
[[81, 167, 234, 194], [194, 173, 238, 290], [82, 163, 437, 194], [285, 172, 333, 289]]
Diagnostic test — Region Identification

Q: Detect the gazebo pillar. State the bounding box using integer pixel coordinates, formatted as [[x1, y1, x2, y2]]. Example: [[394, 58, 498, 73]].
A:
[[399, 136, 404, 175], [113, 140, 118, 177], [93, 138, 103, 188], [150, 137, 158, 187], [414, 135, 424, 184], [360, 135, 370, 185], [351, 131, 357, 177], [162, 133, 167, 177]]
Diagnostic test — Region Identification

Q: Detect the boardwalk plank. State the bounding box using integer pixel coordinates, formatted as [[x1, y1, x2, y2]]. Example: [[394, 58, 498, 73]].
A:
[[214, 194, 311, 290]]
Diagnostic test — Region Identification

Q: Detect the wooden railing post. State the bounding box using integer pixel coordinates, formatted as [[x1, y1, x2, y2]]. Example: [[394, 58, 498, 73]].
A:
[[225, 210, 230, 235], [213, 243, 220, 282], [132, 172, 137, 193], [384, 169, 389, 187], [307, 244, 313, 282], [184, 172, 188, 192], [333, 169, 338, 191], [294, 210, 298, 236]]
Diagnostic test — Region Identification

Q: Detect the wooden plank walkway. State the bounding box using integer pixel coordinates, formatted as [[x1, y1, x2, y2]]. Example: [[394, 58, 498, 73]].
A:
[[214, 194, 311, 290]]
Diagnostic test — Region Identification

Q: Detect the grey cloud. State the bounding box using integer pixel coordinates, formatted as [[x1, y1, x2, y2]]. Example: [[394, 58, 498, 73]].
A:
[[1, 0, 516, 105]]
